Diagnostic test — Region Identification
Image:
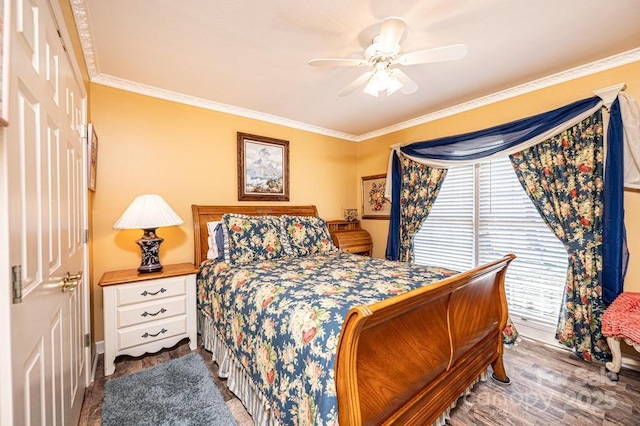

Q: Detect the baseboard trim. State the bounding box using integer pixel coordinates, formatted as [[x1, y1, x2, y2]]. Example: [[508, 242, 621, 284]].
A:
[[91, 348, 98, 382], [91, 341, 104, 382]]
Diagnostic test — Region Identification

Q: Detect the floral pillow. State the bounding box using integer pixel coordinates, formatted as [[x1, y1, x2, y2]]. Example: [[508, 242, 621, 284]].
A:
[[280, 215, 336, 257], [221, 214, 287, 265]]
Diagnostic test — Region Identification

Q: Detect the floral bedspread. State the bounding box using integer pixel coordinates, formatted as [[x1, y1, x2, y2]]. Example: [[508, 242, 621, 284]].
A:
[[197, 251, 456, 425]]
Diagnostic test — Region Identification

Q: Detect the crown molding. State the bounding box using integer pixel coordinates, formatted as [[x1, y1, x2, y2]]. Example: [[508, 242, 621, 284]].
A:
[[69, 0, 639, 142], [91, 74, 359, 141], [357, 48, 640, 141], [70, 0, 98, 79]]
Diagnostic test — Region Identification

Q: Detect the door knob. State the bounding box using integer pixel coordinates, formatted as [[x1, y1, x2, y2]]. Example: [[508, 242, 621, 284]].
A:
[[62, 271, 83, 292]]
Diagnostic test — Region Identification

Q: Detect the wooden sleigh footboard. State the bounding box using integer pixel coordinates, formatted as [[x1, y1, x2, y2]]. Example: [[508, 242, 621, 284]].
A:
[[335, 254, 515, 425]]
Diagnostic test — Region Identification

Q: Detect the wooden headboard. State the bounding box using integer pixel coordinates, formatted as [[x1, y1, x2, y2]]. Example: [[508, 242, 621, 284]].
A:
[[191, 205, 319, 266]]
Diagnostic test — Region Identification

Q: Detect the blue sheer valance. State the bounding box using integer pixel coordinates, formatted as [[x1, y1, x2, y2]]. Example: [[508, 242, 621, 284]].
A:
[[400, 97, 602, 163]]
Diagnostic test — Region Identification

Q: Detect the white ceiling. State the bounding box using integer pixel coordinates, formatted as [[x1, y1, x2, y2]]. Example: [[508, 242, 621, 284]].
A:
[[71, 0, 640, 140]]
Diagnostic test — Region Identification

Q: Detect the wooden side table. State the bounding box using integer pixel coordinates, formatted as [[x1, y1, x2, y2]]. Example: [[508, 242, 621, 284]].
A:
[[99, 262, 198, 376], [327, 220, 373, 256]]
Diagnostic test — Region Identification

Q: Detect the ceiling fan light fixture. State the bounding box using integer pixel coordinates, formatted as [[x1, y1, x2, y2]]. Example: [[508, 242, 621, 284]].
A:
[[385, 73, 403, 95], [363, 81, 380, 97], [363, 67, 403, 97]]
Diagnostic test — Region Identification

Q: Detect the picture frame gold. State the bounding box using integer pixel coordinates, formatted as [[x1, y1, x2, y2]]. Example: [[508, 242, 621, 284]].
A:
[[362, 174, 390, 219], [88, 124, 98, 191], [237, 132, 289, 201]]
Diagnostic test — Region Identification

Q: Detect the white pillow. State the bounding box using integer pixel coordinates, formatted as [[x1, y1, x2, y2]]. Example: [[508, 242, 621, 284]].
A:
[[206, 221, 220, 259]]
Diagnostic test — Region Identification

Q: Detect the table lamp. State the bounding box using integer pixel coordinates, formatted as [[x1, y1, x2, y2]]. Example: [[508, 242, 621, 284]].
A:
[[113, 194, 184, 273]]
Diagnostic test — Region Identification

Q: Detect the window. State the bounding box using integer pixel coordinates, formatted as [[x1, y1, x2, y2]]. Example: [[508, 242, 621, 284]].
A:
[[414, 157, 568, 341]]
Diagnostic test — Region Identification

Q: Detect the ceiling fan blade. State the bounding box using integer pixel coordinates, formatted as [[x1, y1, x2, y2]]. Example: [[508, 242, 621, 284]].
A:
[[398, 44, 468, 66], [378, 17, 406, 53], [308, 58, 369, 67], [391, 69, 418, 94], [338, 71, 373, 97]]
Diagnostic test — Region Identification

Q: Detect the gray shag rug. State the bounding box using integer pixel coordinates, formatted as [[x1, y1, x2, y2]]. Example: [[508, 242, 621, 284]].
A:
[[102, 353, 237, 426]]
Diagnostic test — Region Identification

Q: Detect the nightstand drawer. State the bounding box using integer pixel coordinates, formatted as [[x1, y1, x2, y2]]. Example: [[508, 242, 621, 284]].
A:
[[116, 276, 187, 306], [117, 315, 188, 351], [117, 296, 187, 328]]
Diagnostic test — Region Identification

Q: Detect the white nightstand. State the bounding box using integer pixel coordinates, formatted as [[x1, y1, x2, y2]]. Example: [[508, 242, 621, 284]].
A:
[[99, 262, 198, 376]]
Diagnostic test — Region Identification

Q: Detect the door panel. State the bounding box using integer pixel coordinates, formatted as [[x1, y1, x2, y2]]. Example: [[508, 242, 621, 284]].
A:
[[51, 309, 64, 426], [16, 0, 39, 72], [46, 125, 61, 274], [24, 339, 46, 425], [17, 88, 44, 296]]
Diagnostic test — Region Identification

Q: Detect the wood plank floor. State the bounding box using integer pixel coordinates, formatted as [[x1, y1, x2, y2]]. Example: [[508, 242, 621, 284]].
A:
[[80, 337, 640, 425]]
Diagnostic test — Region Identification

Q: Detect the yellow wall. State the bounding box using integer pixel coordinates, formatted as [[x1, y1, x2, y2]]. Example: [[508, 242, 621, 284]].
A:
[[90, 62, 640, 344], [357, 61, 640, 295], [90, 84, 358, 340]]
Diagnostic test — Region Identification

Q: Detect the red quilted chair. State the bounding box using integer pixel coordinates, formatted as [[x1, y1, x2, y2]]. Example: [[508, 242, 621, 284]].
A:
[[602, 292, 640, 380]]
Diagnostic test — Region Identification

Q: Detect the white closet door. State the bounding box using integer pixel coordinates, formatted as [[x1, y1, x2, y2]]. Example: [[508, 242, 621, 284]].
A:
[[6, 0, 88, 424]]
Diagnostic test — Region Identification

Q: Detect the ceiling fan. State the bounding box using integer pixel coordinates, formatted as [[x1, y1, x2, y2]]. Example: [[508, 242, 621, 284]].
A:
[[308, 17, 468, 97]]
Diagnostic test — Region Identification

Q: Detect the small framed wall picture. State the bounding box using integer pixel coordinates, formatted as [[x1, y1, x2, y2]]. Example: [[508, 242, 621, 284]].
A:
[[88, 124, 98, 191], [362, 174, 390, 219], [237, 132, 290, 201]]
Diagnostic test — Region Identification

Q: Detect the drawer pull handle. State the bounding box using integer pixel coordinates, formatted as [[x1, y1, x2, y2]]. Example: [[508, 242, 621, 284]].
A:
[[141, 288, 167, 297], [142, 328, 167, 339], [141, 308, 167, 317]]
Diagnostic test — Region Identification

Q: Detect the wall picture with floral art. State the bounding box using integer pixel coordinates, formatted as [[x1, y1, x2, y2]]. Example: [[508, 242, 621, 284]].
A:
[[238, 132, 289, 201], [362, 174, 390, 219]]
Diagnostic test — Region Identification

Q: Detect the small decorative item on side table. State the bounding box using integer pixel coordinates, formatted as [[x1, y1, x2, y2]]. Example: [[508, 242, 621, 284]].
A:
[[113, 194, 184, 273], [99, 262, 198, 376], [344, 208, 358, 222]]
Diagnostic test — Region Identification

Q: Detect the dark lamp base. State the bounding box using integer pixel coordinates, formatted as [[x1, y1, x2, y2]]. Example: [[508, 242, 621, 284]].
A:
[[137, 263, 163, 274], [136, 228, 164, 274]]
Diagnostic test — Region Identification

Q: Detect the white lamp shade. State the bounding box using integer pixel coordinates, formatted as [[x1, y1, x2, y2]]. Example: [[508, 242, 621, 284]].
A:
[[113, 194, 184, 230]]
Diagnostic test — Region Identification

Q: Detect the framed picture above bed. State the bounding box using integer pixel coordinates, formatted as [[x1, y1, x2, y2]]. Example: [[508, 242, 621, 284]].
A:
[[362, 173, 390, 219], [237, 132, 289, 201]]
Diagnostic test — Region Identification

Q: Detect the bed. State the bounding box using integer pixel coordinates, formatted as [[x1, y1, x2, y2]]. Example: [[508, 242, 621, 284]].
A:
[[192, 204, 515, 425]]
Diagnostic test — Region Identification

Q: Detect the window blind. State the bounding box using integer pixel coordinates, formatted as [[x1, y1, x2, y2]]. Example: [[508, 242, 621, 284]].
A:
[[414, 157, 568, 334], [413, 164, 475, 271], [477, 158, 567, 327]]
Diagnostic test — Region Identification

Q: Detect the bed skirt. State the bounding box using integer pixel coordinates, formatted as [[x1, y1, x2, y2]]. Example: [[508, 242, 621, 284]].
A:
[[198, 309, 279, 426], [198, 309, 487, 425]]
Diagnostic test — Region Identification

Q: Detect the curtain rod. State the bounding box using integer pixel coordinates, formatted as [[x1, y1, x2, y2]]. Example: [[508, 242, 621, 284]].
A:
[[594, 82, 626, 109]]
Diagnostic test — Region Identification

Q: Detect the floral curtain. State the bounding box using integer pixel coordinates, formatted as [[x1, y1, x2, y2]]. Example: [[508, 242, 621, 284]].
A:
[[509, 110, 610, 361], [398, 157, 447, 263]]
